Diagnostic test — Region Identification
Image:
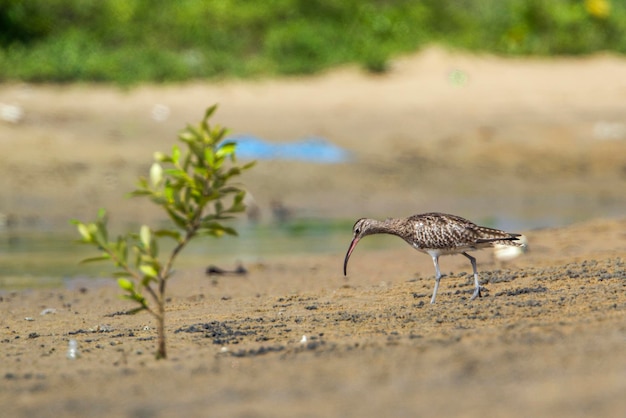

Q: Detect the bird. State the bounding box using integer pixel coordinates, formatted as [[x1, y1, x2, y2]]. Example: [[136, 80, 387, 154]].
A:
[[343, 212, 524, 304]]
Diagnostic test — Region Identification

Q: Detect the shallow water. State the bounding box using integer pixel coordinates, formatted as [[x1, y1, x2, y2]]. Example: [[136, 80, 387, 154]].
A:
[[0, 219, 376, 289], [1, 200, 623, 290]]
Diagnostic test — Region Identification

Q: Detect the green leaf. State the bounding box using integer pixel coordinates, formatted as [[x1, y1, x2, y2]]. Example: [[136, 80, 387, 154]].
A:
[[182, 187, 193, 208], [139, 253, 156, 264], [200, 213, 217, 222], [133, 246, 141, 269], [201, 119, 210, 138], [164, 184, 175, 203], [93, 221, 108, 247], [208, 229, 224, 237], [188, 141, 205, 161], [118, 278, 135, 292], [242, 161, 256, 170], [116, 237, 128, 265], [216, 142, 236, 159], [79, 255, 111, 264], [198, 220, 234, 237], [197, 228, 225, 238], [219, 186, 241, 195], [149, 195, 168, 206], [140, 264, 158, 278], [121, 293, 147, 306], [179, 130, 196, 143], [180, 125, 202, 143], [150, 162, 163, 187], [182, 151, 192, 171], [226, 203, 245, 214], [164, 168, 188, 181], [136, 177, 149, 188], [224, 167, 241, 179], [204, 104, 217, 121], [165, 207, 187, 229], [154, 229, 182, 242], [129, 189, 153, 198], [203, 148, 215, 166], [171, 145, 181, 165], [140, 225, 151, 249], [193, 165, 208, 177], [141, 275, 157, 287], [234, 190, 246, 205], [153, 151, 171, 163], [76, 223, 92, 242], [220, 226, 238, 236], [149, 236, 159, 258], [211, 126, 228, 142]]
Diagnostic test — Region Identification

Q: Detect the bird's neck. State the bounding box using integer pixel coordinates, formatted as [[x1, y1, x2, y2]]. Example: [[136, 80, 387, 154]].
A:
[[369, 218, 410, 239]]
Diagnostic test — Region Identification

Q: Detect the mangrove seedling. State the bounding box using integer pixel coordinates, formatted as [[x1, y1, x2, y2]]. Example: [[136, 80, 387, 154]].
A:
[[72, 105, 254, 359]]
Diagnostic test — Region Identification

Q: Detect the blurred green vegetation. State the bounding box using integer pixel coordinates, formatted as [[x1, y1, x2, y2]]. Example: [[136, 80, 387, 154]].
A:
[[0, 0, 623, 85]]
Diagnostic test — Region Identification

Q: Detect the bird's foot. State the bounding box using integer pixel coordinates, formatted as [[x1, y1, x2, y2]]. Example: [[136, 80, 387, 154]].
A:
[[470, 286, 482, 301]]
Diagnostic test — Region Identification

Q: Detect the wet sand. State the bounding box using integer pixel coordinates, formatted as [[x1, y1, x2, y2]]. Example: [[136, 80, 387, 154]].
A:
[[1, 217, 625, 417], [1, 48, 626, 417]]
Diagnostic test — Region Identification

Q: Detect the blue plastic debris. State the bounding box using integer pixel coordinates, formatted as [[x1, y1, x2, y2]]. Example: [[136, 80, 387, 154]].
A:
[[226, 135, 351, 163]]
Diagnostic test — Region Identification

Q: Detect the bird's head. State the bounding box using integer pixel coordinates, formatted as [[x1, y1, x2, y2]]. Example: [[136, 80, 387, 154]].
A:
[[343, 218, 376, 276]]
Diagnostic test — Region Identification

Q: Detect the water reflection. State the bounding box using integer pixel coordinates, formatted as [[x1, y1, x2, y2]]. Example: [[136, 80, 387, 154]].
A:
[[0, 219, 361, 289], [1, 202, 623, 289]]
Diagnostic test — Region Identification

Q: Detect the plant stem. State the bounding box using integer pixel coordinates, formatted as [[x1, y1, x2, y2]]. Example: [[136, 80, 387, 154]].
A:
[[155, 301, 166, 359], [104, 246, 159, 317], [153, 224, 198, 360]]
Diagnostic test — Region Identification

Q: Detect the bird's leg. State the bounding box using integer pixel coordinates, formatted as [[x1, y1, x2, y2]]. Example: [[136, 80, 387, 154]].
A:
[[462, 252, 481, 300], [430, 255, 441, 304]]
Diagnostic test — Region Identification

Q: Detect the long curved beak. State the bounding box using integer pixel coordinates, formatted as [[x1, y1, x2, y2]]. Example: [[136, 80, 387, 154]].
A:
[[343, 237, 360, 276]]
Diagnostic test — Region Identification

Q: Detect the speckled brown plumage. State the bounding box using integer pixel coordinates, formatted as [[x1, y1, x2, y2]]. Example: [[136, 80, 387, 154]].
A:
[[343, 212, 524, 304]]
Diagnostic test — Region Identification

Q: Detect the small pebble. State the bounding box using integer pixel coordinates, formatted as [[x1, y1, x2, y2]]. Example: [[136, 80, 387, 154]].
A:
[[40, 308, 56, 316]]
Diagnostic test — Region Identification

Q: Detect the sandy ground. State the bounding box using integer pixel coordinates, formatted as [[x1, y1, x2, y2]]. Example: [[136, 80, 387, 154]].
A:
[[1, 47, 626, 417], [1, 218, 625, 417]]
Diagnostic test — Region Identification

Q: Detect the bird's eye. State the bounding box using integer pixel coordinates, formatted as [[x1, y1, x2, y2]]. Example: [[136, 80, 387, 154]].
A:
[[355, 228, 360, 234]]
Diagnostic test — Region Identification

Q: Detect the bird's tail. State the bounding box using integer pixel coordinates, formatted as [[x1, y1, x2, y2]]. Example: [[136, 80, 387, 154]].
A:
[[488, 234, 529, 249], [477, 233, 527, 248]]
